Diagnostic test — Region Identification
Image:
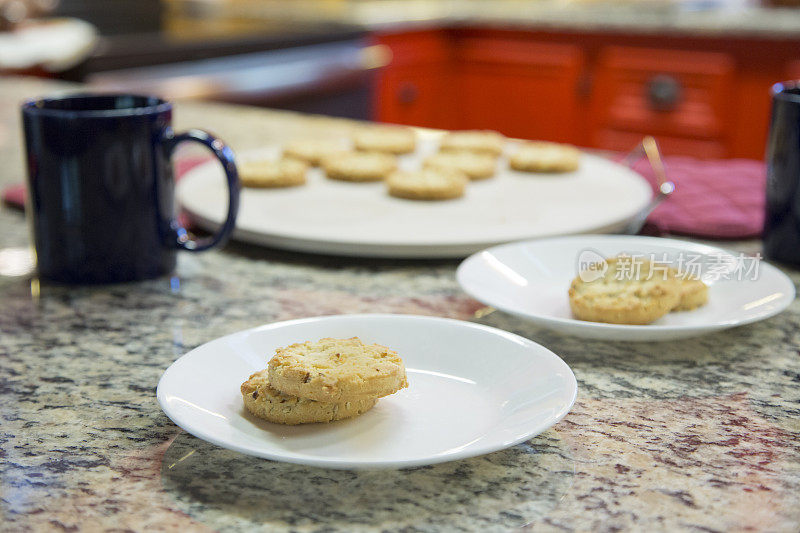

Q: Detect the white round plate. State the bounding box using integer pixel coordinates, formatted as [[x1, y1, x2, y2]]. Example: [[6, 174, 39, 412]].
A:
[[177, 131, 652, 258], [156, 314, 577, 469], [457, 235, 795, 341]]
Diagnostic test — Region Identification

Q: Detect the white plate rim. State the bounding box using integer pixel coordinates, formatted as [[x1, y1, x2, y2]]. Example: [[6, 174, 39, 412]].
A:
[[156, 313, 578, 469], [456, 235, 796, 338]]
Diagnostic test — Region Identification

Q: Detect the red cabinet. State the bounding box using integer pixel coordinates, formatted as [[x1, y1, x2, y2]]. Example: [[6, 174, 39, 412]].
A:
[[453, 38, 583, 142], [787, 60, 800, 81], [372, 28, 800, 159], [372, 30, 453, 129]]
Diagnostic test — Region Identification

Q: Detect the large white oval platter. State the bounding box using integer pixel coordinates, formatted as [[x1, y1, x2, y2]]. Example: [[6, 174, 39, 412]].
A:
[[177, 131, 652, 258]]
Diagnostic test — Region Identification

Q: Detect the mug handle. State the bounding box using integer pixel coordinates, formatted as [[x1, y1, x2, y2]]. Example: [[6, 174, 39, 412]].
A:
[[162, 128, 240, 252]]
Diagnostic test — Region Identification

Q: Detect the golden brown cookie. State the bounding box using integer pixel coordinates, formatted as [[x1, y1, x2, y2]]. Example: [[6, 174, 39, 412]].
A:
[[670, 269, 710, 311], [238, 158, 308, 188], [241, 370, 377, 425], [569, 255, 682, 325], [440, 130, 505, 157], [509, 141, 580, 173], [424, 151, 497, 181], [283, 139, 347, 166], [386, 168, 468, 201], [268, 337, 408, 403], [352, 126, 416, 154], [322, 151, 398, 182]]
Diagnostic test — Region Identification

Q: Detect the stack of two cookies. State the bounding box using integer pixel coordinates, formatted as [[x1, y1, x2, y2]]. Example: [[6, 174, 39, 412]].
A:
[[569, 255, 709, 325], [241, 337, 408, 425]]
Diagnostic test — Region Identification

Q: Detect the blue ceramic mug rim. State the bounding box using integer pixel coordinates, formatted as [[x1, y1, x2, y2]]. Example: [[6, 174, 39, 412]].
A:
[[22, 93, 172, 119], [772, 81, 800, 104]]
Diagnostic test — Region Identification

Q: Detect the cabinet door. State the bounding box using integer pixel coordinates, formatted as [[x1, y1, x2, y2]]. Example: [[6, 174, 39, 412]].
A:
[[589, 46, 734, 157], [453, 37, 584, 142], [372, 31, 453, 128]]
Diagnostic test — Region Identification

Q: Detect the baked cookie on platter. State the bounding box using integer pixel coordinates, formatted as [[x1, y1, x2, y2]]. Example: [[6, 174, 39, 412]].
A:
[[386, 168, 468, 201]]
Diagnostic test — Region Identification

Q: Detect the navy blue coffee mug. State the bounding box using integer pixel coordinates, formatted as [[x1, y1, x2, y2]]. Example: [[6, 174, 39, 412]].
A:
[[765, 82, 800, 265], [22, 94, 240, 283]]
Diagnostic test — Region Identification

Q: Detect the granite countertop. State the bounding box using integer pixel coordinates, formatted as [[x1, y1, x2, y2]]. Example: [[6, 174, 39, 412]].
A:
[[171, 0, 800, 39], [1, 77, 799, 531]]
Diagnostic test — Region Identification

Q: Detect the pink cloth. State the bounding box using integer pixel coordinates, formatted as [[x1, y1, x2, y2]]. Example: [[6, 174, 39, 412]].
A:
[[3, 155, 767, 240], [629, 156, 766, 239]]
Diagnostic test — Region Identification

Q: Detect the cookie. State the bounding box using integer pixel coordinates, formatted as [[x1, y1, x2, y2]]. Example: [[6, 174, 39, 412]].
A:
[[353, 126, 416, 154], [322, 151, 397, 182], [238, 158, 308, 188], [283, 139, 347, 166], [509, 141, 580, 173], [440, 130, 505, 157], [569, 255, 682, 325], [424, 151, 497, 181], [386, 169, 468, 201], [671, 269, 709, 311], [268, 337, 408, 403], [241, 370, 377, 425]]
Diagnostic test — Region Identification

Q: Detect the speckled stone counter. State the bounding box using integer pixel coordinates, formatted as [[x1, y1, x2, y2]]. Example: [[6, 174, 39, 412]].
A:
[[1, 78, 799, 532], [173, 0, 800, 39]]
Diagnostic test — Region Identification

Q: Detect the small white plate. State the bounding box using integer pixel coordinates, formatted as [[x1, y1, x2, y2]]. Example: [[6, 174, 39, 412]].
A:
[[457, 235, 795, 341], [177, 130, 652, 258], [156, 314, 577, 469]]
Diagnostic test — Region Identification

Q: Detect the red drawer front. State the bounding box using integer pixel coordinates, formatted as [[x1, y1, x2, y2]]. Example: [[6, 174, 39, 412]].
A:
[[590, 46, 735, 156]]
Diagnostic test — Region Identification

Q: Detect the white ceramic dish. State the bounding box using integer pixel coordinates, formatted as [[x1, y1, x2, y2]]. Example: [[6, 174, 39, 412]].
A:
[[456, 235, 795, 341], [177, 130, 652, 258], [156, 314, 577, 469]]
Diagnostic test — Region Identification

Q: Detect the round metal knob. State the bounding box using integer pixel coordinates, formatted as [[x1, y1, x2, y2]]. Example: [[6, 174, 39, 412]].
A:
[[398, 82, 418, 104], [647, 74, 682, 112]]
